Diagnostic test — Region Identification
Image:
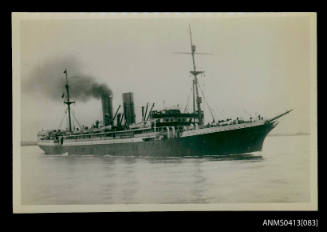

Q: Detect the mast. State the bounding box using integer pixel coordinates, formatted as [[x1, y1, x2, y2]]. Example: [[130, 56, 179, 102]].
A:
[[188, 25, 204, 126], [174, 26, 211, 125], [63, 69, 74, 132]]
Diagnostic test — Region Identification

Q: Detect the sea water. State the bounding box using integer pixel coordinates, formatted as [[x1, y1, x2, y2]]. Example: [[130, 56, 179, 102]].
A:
[[20, 135, 311, 204]]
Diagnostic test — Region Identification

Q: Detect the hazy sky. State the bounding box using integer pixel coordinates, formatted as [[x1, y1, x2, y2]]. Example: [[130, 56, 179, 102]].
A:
[[17, 13, 316, 141]]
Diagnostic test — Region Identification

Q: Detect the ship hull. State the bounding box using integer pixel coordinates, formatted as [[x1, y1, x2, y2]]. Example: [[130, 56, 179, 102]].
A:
[[38, 122, 275, 156]]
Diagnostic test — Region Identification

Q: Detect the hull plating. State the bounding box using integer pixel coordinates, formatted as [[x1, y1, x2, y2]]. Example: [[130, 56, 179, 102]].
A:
[[38, 123, 275, 156]]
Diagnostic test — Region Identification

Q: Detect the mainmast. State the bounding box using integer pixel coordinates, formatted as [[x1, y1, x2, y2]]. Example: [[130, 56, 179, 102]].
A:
[[63, 69, 74, 132], [174, 26, 212, 126], [188, 25, 204, 126]]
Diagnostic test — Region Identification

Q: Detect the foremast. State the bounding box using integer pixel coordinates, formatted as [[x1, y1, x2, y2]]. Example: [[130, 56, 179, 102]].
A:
[[63, 69, 75, 132]]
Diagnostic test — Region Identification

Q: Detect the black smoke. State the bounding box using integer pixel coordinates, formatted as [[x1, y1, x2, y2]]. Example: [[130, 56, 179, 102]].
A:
[[22, 57, 112, 102], [67, 75, 112, 101]]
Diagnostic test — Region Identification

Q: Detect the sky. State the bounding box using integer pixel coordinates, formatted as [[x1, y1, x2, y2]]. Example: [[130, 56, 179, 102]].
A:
[[17, 13, 316, 141]]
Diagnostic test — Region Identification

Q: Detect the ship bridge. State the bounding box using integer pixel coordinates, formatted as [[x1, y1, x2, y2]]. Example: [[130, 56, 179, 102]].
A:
[[149, 109, 201, 127]]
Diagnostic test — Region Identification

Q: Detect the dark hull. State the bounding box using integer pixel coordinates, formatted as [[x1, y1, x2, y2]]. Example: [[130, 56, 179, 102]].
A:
[[39, 123, 275, 156]]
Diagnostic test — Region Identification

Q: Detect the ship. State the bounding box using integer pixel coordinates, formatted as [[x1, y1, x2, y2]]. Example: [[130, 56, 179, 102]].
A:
[[37, 27, 292, 156]]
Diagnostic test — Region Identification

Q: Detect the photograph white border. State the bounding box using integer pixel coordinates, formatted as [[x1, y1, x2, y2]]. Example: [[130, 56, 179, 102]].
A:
[[12, 12, 318, 213]]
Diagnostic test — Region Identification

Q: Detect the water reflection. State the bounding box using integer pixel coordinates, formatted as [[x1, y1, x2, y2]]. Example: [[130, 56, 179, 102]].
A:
[[100, 153, 264, 163], [42, 152, 262, 163], [190, 160, 207, 203], [201, 153, 263, 161]]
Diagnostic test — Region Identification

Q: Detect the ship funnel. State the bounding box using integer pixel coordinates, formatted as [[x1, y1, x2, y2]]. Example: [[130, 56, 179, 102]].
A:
[[122, 92, 135, 126], [101, 94, 113, 126]]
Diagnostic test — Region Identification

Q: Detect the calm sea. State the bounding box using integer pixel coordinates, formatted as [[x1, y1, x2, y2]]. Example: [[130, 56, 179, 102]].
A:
[[21, 135, 311, 205]]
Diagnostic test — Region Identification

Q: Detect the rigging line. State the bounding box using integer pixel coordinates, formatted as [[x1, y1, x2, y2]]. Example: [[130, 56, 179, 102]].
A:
[[198, 81, 216, 122], [65, 113, 69, 130], [199, 74, 218, 121], [184, 86, 193, 113], [58, 110, 67, 129], [71, 109, 82, 129]]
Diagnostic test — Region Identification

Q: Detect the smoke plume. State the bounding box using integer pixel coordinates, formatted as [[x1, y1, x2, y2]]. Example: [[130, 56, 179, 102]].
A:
[[22, 57, 112, 102]]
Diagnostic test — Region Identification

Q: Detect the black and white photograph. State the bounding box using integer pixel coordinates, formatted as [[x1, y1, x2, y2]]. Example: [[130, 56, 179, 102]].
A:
[[12, 12, 317, 212]]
